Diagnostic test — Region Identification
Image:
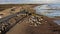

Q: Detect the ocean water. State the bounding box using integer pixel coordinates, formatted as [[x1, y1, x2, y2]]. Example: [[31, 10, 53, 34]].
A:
[[34, 4, 60, 25], [34, 4, 60, 18]]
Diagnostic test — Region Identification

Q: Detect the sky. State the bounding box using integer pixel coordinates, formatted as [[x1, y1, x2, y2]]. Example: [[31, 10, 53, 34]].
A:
[[0, 0, 60, 4]]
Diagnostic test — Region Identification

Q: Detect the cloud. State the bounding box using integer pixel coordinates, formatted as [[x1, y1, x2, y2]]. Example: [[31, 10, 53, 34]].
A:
[[0, 0, 60, 4]]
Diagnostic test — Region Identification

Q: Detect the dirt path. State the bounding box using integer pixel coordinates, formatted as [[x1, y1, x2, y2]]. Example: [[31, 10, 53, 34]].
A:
[[6, 16, 30, 34], [6, 15, 60, 34]]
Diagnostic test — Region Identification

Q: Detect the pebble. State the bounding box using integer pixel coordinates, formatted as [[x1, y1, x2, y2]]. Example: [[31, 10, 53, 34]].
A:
[[39, 19, 41, 21], [0, 31, 1, 33], [40, 18, 43, 20], [45, 21, 47, 22], [32, 19, 36, 21], [37, 22, 42, 24], [28, 15, 45, 27], [16, 15, 19, 17], [34, 23, 37, 27], [0, 16, 2, 19], [30, 20, 34, 24], [31, 16, 35, 18]]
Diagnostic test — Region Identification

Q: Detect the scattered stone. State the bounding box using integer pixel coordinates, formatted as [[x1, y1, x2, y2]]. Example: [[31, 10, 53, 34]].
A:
[[0, 31, 1, 34], [45, 21, 47, 22], [28, 15, 44, 27], [0, 16, 2, 18], [34, 23, 37, 27], [37, 22, 42, 24], [40, 18, 43, 20]]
